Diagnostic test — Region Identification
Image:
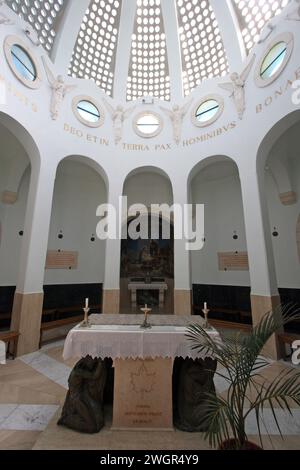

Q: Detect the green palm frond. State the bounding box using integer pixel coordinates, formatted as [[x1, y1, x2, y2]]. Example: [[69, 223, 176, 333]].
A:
[[186, 304, 300, 449]]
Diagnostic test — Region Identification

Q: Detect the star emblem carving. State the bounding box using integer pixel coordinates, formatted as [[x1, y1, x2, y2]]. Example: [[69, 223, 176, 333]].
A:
[[130, 363, 156, 399]]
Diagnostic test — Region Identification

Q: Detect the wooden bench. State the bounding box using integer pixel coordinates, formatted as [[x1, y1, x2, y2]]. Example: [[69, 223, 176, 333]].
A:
[[0, 330, 20, 359], [39, 315, 83, 348], [193, 305, 251, 324], [278, 332, 300, 347], [209, 319, 252, 333]]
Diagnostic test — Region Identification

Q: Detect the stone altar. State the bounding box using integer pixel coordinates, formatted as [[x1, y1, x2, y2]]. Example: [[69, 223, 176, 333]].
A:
[[62, 315, 220, 432]]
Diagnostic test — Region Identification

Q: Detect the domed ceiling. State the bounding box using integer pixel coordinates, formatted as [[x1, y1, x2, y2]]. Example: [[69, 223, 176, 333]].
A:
[[5, 0, 290, 100]]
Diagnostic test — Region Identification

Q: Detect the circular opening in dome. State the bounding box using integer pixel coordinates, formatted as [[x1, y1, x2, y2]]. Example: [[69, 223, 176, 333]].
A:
[[11, 44, 37, 82], [192, 95, 224, 128], [72, 95, 105, 128], [4, 36, 41, 89], [134, 112, 162, 138], [260, 42, 287, 80], [77, 100, 100, 123], [195, 99, 220, 123], [255, 32, 294, 88]]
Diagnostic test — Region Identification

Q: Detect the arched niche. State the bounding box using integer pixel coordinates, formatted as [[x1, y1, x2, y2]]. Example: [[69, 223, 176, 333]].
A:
[[120, 166, 174, 314], [0, 113, 38, 329], [261, 113, 300, 312], [42, 155, 108, 323], [188, 155, 251, 324]]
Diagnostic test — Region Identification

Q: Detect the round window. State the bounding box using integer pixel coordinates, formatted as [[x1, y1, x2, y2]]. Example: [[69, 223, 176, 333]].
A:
[[260, 42, 287, 80], [4, 36, 41, 89], [134, 112, 162, 138], [255, 32, 294, 88], [192, 95, 224, 128], [72, 96, 105, 128], [11, 44, 37, 82], [77, 100, 100, 123], [196, 99, 220, 123]]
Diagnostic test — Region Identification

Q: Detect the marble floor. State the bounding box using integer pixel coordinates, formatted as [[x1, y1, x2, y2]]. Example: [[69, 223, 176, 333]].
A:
[[0, 340, 299, 450]]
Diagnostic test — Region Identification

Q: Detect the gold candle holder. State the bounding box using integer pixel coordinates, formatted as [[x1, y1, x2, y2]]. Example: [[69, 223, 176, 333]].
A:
[[140, 305, 152, 329], [202, 308, 210, 329], [81, 307, 91, 328]]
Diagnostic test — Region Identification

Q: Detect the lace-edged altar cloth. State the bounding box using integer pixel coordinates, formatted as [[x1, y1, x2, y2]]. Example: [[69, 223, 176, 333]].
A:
[[63, 314, 221, 361]]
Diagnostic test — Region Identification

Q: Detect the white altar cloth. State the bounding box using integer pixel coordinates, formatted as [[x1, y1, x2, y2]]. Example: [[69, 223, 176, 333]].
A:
[[63, 323, 220, 361]]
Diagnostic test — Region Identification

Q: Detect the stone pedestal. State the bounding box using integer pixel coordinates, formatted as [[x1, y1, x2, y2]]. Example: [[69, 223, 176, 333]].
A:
[[174, 289, 192, 315], [10, 292, 44, 356], [112, 357, 173, 430], [251, 294, 283, 360], [102, 289, 120, 314]]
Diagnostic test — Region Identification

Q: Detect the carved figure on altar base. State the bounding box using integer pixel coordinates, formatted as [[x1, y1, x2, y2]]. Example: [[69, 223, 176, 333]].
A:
[[174, 357, 217, 432], [218, 54, 256, 120], [160, 99, 193, 145], [103, 98, 136, 145], [42, 57, 77, 120], [58, 356, 107, 433]]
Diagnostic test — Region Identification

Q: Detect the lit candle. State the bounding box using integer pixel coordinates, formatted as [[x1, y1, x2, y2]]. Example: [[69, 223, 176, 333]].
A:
[[204, 302, 207, 310], [85, 298, 89, 309]]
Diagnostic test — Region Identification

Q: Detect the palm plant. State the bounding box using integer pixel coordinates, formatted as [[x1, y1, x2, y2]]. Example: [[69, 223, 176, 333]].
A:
[[186, 304, 300, 450]]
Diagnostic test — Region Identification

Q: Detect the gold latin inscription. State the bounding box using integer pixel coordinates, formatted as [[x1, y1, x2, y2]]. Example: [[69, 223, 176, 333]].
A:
[[256, 67, 300, 114], [64, 123, 109, 146], [0, 74, 37, 112]]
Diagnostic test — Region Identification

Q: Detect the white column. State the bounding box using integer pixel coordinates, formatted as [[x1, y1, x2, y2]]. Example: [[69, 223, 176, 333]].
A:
[[51, 0, 91, 74], [113, 0, 137, 102], [161, 0, 183, 101], [239, 162, 282, 359], [102, 178, 124, 313], [239, 166, 278, 297], [210, 0, 246, 71], [11, 157, 57, 355], [172, 177, 191, 315]]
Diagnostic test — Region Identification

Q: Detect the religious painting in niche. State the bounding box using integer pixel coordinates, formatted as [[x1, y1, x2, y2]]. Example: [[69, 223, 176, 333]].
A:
[[297, 215, 300, 263], [120, 215, 174, 279]]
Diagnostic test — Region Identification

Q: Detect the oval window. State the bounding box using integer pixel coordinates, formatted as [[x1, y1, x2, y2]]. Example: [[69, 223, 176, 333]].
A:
[[72, 96, 105, 128], [260, 42, 287, 80], [255, 33, 294, 88], [77, 100, 100, 124], [192, 95, 224, 128], [10, 44, 37, 82], [134, 112, 162, 138], [195, 99, 220, 124]]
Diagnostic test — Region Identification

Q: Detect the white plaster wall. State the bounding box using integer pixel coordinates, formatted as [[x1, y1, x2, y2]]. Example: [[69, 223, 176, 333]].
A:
[[123, 171, 173, 207], [0, 6, 299, 296], [191, 166, 250, 286], [0, 157, 107, 286], [0, 169, 29, 286], [266, 155, 300, 289]]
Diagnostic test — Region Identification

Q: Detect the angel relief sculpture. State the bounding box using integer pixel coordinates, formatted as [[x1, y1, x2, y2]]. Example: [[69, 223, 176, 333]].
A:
[[160, 100, 193, 145], [42, 57, 76, 121], [218, 54, 256, 120], [103, 98, 136, 145], [286, 0, 300, 21], [0, 1, 14, 26]]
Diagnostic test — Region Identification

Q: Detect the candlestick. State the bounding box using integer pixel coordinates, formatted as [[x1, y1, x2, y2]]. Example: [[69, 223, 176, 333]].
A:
[[81, 306, 91, 328], [140, 304, 152, 329], [202, 307, 210, 329]]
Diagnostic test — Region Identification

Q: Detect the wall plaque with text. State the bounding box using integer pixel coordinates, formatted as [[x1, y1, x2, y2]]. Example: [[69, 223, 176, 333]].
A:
[[45, 250, 78, 270]]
